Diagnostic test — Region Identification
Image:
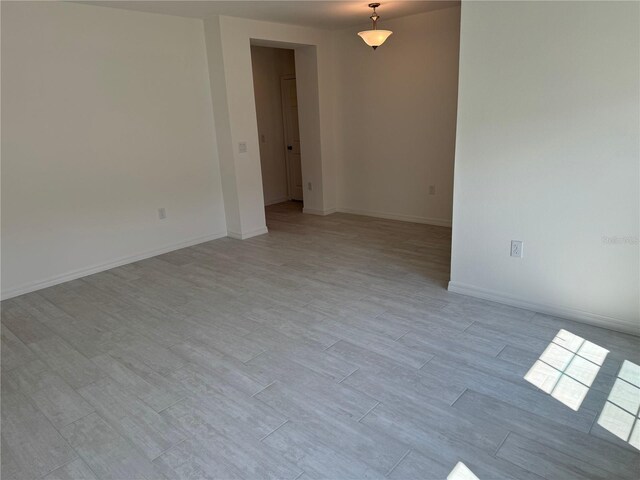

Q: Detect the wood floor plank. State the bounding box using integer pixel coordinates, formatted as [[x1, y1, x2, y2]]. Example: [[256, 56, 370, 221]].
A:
[[422, 354, 598, 432], [306, 309, 435, 369], [245, 349, 353, 388], [28, 374, 95, 429], [1, 437, 23, 480], [1, 389, 77, 479], [262, 420, 387, 480], [90, 353, 186, 413], [189, 322, 265, 363], [1, 301, 56, 344], [1, 201, 637, 479], [153, 438, 245, 480], [43, 458, 99, 480], [159, 402, 303, 480], [5, 357, 96, 433], [386, 449, 452, 480], [168, 340, 268, 396], [399, 323, 507, 358], [244, 306, 341, 349], [326, 338, 417, 374], [360, 400, 509, 457], [269, 343, 360, 382], [27, 336, 105, 389], [453, 389, 640, 478], [11, 306, 117, 359], [341, 358, 465, 408], [1, 324, 36, 372], [77, 378, 186, 459], [59, 413, 158, 480], [255, 383, 410, 474], [497, 432, 612, 479], [390, 446, 544, 480]]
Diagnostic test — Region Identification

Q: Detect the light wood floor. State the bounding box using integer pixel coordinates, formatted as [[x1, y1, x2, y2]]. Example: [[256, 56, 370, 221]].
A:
[[2, 201, 639, 479]]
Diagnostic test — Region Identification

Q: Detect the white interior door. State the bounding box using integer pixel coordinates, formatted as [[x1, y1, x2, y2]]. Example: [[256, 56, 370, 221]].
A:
[[281, 76, 303, 201]]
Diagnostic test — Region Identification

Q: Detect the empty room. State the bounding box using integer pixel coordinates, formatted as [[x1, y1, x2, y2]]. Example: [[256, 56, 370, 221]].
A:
[[1, 1, 639, 479]]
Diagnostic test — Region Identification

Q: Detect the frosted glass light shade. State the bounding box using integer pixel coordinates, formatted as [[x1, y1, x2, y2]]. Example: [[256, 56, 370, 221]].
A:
[[357, 29, 393, 49]]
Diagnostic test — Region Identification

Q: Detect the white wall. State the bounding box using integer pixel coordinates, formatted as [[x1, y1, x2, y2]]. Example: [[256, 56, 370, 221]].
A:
[[450, 1, 640, 333], [333, 7, 461, 226], [203, 15, 337, 234], [250, 46, 296, 206], [1, 2, 227, 299]]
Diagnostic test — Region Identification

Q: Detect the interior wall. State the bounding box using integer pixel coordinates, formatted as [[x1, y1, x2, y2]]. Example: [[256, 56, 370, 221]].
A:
[[450, 1, 640, 333], [333, 6, 461, 226], [203, 15, 337, 234], [250, 46, 296, 206], [1, 2, 227, 299]]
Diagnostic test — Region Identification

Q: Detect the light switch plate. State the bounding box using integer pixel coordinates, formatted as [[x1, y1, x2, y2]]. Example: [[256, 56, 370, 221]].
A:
[[511, 240, 523, 258]]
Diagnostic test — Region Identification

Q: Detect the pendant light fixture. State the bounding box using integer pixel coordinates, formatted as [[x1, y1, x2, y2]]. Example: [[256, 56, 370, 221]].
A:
[[358, 3, 393, 50]]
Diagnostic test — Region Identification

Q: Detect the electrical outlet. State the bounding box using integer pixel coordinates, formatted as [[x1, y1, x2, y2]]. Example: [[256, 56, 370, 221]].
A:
[[428, 185, 436, 195], [158, 208, 167, 220], [510, 240, 523, 258], [307, 182, 312, 191], [238, 142, 247, 153], [260, 134, 266, 143]]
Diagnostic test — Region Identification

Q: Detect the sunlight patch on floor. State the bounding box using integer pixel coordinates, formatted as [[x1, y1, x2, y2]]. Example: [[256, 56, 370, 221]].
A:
[[447, 462, 479, 480], [597, 360, 640, 450], [524, 329, 609, 411]]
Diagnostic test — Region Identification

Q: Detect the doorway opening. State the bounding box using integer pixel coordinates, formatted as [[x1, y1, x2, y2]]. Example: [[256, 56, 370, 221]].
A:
[[250, 46, 303, 208]]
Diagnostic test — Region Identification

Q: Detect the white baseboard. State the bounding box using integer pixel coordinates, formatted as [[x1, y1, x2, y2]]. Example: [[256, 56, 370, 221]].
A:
[[227, 226, 268, 240], [303, 207, 337, 216], [1, 231, 228, 301], [337, 207, 452, 227], [447, 281, 639, 336], [264, 197, 290, 206]]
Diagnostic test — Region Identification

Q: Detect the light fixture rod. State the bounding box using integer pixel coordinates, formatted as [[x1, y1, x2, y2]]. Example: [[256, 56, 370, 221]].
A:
[[369, 3, 380, 30]]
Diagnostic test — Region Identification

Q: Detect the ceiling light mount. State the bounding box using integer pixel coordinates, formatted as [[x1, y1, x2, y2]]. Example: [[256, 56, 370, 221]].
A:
[[358, 3, 393, 50], [369, 3, 381, 25]]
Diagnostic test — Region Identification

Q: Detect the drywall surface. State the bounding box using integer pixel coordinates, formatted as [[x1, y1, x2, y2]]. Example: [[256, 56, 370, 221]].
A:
[[203, 15, 337, 229], [450, 1, 640, 333], [250, 46, 296, 206], [334, 6, 461, 226], [1, 1, 226, 298]]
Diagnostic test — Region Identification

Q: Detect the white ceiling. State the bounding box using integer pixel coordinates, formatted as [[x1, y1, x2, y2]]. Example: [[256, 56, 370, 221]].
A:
[[78, 1, 459, 30]]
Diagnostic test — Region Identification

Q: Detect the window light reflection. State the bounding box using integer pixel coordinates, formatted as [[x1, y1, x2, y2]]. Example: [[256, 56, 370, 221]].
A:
[[524, 329, 609, 411], [597, 360, 640, 450], [447, 462, 479, 480]]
